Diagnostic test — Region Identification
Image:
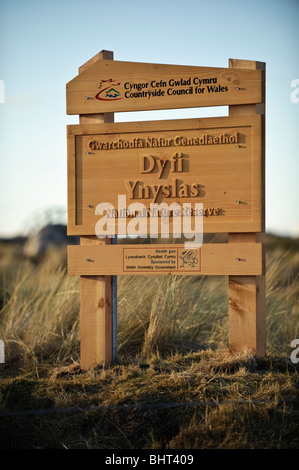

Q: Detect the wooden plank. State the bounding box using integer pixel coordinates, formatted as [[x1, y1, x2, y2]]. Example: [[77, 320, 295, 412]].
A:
[[66, 59, 262, 114], [228, 58, 266, 358], [67, 115, 262, 236], [67, 243, 262, 276], [228, 232, 266, 356], [79, 50, 114, 74], [80, 236, 113, 369], [79, 50, 114, 370]]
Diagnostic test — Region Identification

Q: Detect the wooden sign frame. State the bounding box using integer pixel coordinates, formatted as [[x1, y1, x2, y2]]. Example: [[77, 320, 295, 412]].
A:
[[66, 51, 266, 369]]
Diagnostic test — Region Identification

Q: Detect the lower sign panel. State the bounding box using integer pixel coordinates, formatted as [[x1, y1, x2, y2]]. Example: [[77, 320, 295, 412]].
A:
[[67, 243, 262, 276]]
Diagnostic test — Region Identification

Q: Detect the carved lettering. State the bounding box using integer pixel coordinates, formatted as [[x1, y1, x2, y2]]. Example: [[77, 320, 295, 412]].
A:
[[156, 159, 168, 178], [162, 185, 171, 198], [191, 183, 200, 197], [126, 180, 139, 199], [151, 185, 162, 203], [140, 155, 155, 174], [140, 153, 187, 179], [178, 183, 189, 198], [88, 132, 238, 152], [138, 184, 150, 199], [124, 179, 204, 202]]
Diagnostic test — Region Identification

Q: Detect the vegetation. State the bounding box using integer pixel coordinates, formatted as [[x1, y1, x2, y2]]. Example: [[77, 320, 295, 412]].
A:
[[0, 234, 298, 449]]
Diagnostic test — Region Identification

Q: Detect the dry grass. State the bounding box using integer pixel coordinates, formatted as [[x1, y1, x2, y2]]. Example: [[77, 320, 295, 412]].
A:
[[0, 350, 298, 449], [0, 237, 298, 369], [0, 235, 298, 448], [0, 245, 80, 373], [117, 273, 227, 359]]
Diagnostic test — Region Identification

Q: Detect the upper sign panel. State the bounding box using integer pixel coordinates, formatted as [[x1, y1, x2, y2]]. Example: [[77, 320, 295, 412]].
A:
[[66, 60, 262, 114]]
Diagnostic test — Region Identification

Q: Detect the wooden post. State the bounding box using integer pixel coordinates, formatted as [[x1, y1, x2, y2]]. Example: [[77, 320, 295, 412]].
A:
[[79, 50, 114, 369], [228, 59, 266, 357]]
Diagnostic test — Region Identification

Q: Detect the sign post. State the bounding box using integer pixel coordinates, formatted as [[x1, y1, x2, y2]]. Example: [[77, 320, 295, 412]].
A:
[[66, 51, 266, 369], [78, 50, 114, 370], [228, 59, 266, 357]]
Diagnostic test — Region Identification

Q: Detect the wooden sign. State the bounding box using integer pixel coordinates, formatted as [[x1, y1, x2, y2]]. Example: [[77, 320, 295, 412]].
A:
[[67, 114, 262, 235], [68, 243, 262, 276], [66, 59, 262, 115], [66, 51, 266, 369]]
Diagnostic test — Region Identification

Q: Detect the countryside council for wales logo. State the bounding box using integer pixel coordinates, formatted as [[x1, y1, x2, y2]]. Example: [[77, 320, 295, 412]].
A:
[[95, 79, 122, 101]]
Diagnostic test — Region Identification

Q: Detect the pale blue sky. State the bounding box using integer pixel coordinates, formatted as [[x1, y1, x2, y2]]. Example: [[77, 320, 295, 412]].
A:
[[0, 0, 298, 237]]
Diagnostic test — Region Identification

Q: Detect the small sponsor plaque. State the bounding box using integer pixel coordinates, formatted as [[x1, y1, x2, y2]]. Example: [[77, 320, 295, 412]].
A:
[[123, 247, 201, 273]]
